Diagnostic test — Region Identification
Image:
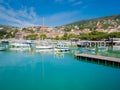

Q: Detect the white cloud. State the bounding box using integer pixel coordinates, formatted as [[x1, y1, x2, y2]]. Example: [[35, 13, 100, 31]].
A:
[[55, 0, 83, 7], [72, 1, 82, 6], [45, 11, 78, 26], [68, 0, 76, 2], [55, 0, 63, 2], [0, 5, 39, 27], [0, 3, 79, 27], [0, 0, 3, 3], [55, 0, 76, 3]]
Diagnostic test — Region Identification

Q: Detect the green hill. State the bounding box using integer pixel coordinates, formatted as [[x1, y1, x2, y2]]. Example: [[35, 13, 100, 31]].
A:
[[0, 25, 18, 39], [59, 14, 120, 31]]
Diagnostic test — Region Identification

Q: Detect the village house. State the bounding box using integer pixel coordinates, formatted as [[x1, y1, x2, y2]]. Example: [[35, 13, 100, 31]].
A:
[[82, 29, 91, 33], [69, 30, 82, 35]]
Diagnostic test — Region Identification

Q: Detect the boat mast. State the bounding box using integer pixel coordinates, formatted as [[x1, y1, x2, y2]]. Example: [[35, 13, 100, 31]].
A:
[[42, 17, 44, 40]]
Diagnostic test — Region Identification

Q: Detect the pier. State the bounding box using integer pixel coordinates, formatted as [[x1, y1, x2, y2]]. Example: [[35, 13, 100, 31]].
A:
[[75, 53, 120, 67]]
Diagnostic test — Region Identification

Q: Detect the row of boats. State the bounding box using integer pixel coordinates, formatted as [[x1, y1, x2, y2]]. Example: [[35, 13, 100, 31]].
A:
[[0, 40, 119, 52], [0, 41, 70, 52]]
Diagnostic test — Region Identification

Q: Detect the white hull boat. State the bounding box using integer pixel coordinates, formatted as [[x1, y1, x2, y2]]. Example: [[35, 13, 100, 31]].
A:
[[35, 45, 53, 49], [0, 47, 6, 51]]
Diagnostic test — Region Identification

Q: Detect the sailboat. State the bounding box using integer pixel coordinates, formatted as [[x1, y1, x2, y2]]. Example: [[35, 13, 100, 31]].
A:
[[35, 17, 54, 50]]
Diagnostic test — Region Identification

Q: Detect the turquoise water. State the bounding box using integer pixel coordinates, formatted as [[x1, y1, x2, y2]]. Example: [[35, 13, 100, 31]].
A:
[[0, 50, 120, 90]]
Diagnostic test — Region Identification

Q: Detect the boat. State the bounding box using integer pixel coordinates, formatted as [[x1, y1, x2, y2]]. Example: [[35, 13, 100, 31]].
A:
[[0, 43, 7, 51], [87, 47, 96, 51], [98, 46, 107, 49], [35, 45, 53, 49], [54, 42, 70, 52], [98, 46, 108, 52], [35, 42, 53, 49], [113, 46, 120, 51], [36, 49, 53, 53], [35, 18, 54, 50], [0, 46, 6, 51], [9, 42, 31, 51], [1, 40, 9, 44], [77, 42, 89, 48]]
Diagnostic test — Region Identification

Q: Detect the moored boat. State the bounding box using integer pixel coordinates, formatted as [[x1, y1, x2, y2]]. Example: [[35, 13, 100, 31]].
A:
[[54, 42, 70, 52], [0, 46, 6, 51], [9, 42, 31, 51]]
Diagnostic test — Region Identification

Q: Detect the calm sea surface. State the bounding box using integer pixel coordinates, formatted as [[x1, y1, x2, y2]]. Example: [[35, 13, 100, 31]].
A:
[[0, 50, 120, 90]]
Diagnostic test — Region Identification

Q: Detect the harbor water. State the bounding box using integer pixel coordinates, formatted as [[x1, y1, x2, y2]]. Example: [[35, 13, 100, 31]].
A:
[[0, 48, 120, 90]]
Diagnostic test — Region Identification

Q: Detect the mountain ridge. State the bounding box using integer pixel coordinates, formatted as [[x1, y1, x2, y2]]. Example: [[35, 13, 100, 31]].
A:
[[57, 14, 120, 31]]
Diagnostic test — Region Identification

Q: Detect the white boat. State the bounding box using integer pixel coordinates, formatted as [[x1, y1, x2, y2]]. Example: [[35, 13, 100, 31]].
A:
[[35, 45, 53, 49], [36, 49, 53, 53], [35, 42, 53, 49], [9, 43, 31, 51], [113, 46, 120, 51], [0, 46, 6, 51], [98, 46, 108, 52], [54, 42, 70, 52], [87, 48, 96, 51], [98, 46, 107, 49]]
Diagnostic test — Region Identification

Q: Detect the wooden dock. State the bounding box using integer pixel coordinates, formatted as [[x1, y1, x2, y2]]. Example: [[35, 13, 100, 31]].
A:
[[75, 54, 120, 63]]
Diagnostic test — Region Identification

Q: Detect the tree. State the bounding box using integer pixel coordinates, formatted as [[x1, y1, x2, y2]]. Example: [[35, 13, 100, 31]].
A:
[[80, 30, 108, 40], [108, 32, 120, 38], [68, 34, 78, 39], [40, 34, 47, 40], [0, 30, 7, 39], [12, 29, 19, 37], [61, 32, 69, 40], [80, 34, 90, 40], [54, 36, 60, 40], [24, 34, 38, 40]]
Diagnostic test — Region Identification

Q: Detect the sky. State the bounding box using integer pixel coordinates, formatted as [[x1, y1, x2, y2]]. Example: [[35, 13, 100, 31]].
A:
[[0, 0, 120, 27]]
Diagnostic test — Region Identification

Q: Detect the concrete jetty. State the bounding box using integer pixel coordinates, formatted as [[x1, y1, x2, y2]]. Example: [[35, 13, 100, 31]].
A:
[[75, 53, 120, 63]]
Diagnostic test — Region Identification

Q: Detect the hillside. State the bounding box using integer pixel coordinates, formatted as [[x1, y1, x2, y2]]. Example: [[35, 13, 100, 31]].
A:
[[0, 25, 18, 39], [58, 14, 120, 31]]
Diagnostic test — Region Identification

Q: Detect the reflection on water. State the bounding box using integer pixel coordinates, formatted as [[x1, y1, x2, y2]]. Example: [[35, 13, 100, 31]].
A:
[[0, 48, 120, 90], [79, 46, 120, 58], [75, 46, 120, 69], [76, 56, 120, 69]]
